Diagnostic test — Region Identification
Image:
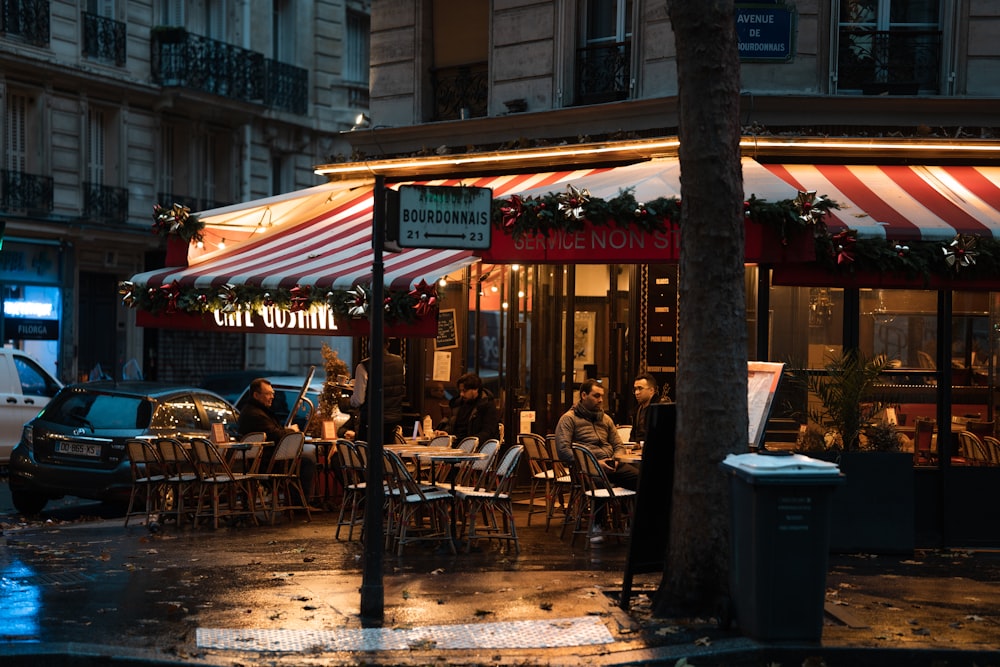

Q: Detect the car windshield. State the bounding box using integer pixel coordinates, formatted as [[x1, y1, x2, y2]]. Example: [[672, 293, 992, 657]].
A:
[[45, 392, 152, 429]]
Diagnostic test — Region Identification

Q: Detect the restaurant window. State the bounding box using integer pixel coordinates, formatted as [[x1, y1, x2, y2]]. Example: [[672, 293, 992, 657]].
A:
[[769, 285, 845, 370], [834, 0, 944, 95], [575, 0, 633, 105]]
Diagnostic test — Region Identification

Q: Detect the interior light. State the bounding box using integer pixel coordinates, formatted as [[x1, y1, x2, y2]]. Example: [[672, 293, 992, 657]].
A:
[[490, 285, 498, 293], [439, 278, 447, 287], [196, 240, 204, 249], [218, 238, 226, 250], [501, 301, 509, 310], [512, 264, 520, 271], [517, 290, 525, 298]]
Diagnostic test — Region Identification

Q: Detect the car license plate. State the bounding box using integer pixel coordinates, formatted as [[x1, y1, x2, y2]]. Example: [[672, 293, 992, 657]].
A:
[[56, 441, 102, 457]]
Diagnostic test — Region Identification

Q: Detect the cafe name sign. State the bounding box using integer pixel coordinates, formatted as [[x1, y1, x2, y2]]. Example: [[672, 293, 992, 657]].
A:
[[135, 303, 437, 337], [481, 222, 682, 264]]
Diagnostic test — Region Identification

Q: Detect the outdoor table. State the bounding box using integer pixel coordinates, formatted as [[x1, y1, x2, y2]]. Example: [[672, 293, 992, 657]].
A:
[[217, 441, 270, 473]]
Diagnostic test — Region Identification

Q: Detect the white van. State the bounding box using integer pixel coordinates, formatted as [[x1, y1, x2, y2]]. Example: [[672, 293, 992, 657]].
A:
[[0, 348, 63, 465]]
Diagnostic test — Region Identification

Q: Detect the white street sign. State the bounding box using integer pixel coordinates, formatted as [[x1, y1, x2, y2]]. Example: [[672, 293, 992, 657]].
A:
[[397, 185, 493, 249]]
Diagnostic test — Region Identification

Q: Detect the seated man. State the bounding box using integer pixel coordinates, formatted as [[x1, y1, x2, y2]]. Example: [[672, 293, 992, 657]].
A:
[[440, 372, 500, 444], [238, 378, 317, 508], [555, 378, 639, 493]]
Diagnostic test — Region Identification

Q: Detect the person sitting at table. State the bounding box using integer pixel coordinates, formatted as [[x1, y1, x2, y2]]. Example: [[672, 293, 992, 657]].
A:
[[439, 372, 499, 444], [555, 379, 639, 542], [238, 378, 318, 507], [630, 372, 661, 445]]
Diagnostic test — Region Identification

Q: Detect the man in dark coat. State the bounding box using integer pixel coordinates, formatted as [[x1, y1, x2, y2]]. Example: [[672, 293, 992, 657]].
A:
[[238, 378, 316, 504], [631, 372, 661, 444], [443, 372, 500, 444], [349, 340, 407, 443]]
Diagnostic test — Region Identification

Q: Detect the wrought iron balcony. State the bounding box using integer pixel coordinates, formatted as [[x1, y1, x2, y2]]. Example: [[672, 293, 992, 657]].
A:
[[575, 41, 631, 105], [83, 182, 128, 223], [432, 62, 487, 121], [0, 169, 53, 215], [150, 27, 308, 115], [838, 29, 942, 94], [0, 0, 49, 47], [262, 58, 308, 115], [81, 11, 126, 66]]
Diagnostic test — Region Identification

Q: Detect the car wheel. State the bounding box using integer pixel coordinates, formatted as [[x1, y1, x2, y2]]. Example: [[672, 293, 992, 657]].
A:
[[11, 488, 48, 516]]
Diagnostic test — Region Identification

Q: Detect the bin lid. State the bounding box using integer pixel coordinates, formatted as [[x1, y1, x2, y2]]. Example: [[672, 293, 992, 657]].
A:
[[720, 451, 842, 483]]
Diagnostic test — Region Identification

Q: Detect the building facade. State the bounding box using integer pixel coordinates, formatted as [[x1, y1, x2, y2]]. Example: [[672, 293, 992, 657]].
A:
[[325, 0, 1000, 547], [1, 0, 370, 383]]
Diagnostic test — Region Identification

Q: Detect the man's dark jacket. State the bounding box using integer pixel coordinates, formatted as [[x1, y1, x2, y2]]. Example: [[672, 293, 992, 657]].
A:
[[448, 388, 500, 443]]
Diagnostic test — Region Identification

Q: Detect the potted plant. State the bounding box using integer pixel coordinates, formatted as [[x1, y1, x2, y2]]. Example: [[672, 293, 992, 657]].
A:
[[790, 349, 914, 554]]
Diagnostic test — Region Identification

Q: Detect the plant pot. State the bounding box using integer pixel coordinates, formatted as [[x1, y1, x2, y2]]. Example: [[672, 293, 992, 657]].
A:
[[824, 451, 915, 554]]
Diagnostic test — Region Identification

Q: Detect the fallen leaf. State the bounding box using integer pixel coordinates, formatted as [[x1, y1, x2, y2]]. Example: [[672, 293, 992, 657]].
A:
[[474, 609, 494, 617], [694, 636, 711, 646], [965, 614, 984, 622], [655, 626, 682, 636], [540, 602, 553, 611], [911, 627, 931, 636]]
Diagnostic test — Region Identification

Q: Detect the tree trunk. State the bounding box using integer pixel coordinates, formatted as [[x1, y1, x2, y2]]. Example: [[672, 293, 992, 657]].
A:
[[654, 0, 745, 618]]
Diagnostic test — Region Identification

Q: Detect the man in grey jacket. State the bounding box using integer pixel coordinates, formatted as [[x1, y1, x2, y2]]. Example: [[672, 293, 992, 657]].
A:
[[555, 379, 639, 492]]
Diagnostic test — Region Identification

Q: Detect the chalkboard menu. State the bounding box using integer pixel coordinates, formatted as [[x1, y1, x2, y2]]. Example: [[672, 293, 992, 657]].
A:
[[436, 309, 458, 349]]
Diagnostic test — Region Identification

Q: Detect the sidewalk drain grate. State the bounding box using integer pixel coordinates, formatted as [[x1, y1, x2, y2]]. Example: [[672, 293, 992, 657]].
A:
[[197, 616, 614, 652]]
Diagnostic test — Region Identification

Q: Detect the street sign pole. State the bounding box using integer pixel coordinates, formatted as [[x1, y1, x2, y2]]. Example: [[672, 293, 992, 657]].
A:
[[360, 175, 386, 626]]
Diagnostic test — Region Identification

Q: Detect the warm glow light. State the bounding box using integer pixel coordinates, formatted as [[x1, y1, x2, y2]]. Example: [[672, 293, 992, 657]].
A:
[[218, 239, 226, 249], [439, 278, 447, 287], [490, 285, 498, 293], [501, 301, 509, 310], [512, 264, 520, 271], [196, 240, 204, 249], [517, 290, 525, 298]]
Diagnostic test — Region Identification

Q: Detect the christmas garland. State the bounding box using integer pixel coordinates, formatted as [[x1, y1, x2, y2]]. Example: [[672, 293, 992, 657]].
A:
[[119, 278, 440, 324], [492, 185, 1000, 282], [152, 203, 205, 244]]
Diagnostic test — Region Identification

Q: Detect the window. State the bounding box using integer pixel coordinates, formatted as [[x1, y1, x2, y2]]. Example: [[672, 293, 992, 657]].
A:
[[835, 0, 943, 94], [87, 107, 106, 186], [160, 0, 184, 26], [345, 10, 370, 85], [273, 0, 295, 62], [5, 93, 28, 172], [576, 0, 633, 104]]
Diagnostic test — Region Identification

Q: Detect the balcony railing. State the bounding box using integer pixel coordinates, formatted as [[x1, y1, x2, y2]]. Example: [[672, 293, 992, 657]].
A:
[[838, 29, 942, 94], [262, 58, 309, 115], [431, 62, 487, 121], [150, 27, 308, 115], [0, 0, 49, 47], [575, 41, 631, 105], [156, 193, 234, 213], [0, 169, 53, 214], [81, 11, 126, 66], [83, 182, 128, 222]]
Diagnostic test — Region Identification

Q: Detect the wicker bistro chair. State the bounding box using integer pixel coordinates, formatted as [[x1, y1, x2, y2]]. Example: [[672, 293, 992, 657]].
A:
[[452, 439, 500, 489], [124, 439, 167, 528], [238, 432, 268, 474], [568, 444, 637, 546], [455, 444, 525, 553], [189, 437, 260, 529], [382, 448, 455, 556], [519, 433, 556, 528], [334, 439, 367, 540], [957, 430, 991, 466], [982, 435, 1000, 465], [254, 432, 311, 524], [156, 437, 200, 526]]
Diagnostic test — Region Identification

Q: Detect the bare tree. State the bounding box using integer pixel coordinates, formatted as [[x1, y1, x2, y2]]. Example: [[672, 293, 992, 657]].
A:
[[653, 0, 746, 619]]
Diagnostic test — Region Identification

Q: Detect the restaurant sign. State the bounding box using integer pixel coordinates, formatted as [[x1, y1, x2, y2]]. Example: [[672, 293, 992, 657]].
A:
[[135, 304, 437, 337], [479, 218, 803, 264]]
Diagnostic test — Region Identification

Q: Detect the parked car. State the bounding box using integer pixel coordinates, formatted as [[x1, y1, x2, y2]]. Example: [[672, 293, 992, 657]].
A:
[[8, 381, 238, 515], [0, 348, 63, 466], [234, 376, 328, 432], [198, 369, 295, 404]]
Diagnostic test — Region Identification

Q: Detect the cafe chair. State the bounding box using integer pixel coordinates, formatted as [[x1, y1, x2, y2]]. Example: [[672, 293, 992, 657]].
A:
[[981, 435, 1000, 465], [965, 420, 995, 439], [957, 430, 990, 466], [334, 439, 367, 540], [913, 419, 937, 466], [427, 434, 453, 448], [239, 432, 268, 474], [256, 432, 310, 524], [156, 437, 200, 526], [519, 433, 555, 528], [455, 444, 524, 554], [189, 437, 260, 529], [382, 448, 455, 556], [456, 436, 479, 452], [568, 444, 636, 547], [453, 439, 500, 490], [124, 439, 167, 528]]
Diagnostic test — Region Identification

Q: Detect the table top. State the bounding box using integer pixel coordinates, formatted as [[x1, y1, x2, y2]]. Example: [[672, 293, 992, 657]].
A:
[[616, 449, 643, 464], [416, 451, 488, 463]]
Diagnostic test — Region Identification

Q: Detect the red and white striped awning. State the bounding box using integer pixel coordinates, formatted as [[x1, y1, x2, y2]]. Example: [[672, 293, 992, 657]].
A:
[[130, 168, 608, 296], [762, 164, 1000, 241]]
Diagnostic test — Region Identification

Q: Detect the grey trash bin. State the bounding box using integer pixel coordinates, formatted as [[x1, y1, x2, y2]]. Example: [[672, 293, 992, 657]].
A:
[[720, 451, 843, 642]]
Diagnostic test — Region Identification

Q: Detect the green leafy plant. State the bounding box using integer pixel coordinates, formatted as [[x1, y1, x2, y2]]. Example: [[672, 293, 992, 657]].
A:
[[792, 349, 895, 453]]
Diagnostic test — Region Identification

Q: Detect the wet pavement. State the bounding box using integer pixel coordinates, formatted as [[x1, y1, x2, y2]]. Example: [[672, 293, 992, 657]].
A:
[[2, 476, 1000, 666]]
